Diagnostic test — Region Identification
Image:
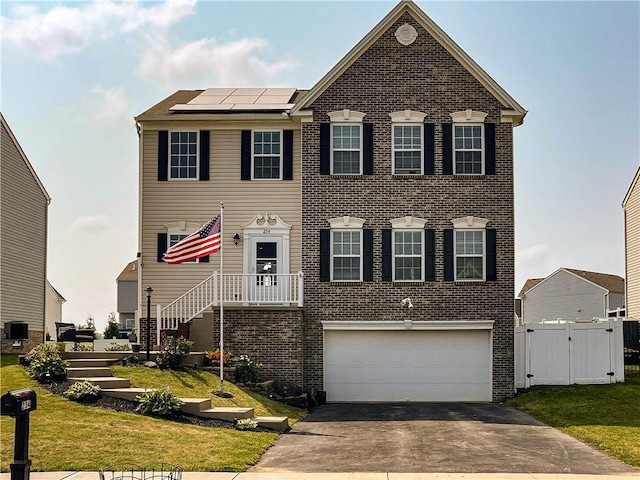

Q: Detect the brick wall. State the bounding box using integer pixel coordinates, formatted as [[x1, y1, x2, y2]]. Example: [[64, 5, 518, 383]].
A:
[[0, 329, 44, 354], [213, 308, 304, 385], [301, 13, 516, 400]]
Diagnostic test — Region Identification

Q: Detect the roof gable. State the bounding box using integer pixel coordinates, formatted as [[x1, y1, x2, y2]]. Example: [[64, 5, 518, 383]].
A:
[[1, 112, 50, 203], [520, 267, 625, 297], [117, 260, 139, 282], [623, 166, 640, 208], [291, 0, 526, 124]]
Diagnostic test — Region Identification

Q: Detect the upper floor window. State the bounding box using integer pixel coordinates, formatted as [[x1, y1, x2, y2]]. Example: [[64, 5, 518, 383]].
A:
[[451, 216, 489, 281], [390, 110, 427, 175], [454, 125, 483, 174], [332, 230, 361, 281], [253, 131, 282, 179], [325, 110, 367, 175], [170, 131, 198, 179], [444, 110, 494, 176], [390, 216, 427, 281]]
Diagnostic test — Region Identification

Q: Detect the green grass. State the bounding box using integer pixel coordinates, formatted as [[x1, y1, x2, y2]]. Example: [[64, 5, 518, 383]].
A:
[[509, 376, 640, 467], [1, 354, 305, 472]]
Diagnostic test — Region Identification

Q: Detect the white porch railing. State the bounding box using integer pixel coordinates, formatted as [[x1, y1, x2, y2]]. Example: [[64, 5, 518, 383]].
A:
[[156, 271, 303, 344]]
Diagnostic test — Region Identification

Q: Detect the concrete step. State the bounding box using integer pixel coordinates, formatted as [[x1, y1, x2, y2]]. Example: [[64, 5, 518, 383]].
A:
[[179, 398, 213, 415], [101, 388, 156, 401], [67, 359, 116, 368], [178, 398, 255, 421], [68, 377, 131, 389], [66, 367, 112, 377], [61, 351, 133, 360], [254, 416, 289, 432]]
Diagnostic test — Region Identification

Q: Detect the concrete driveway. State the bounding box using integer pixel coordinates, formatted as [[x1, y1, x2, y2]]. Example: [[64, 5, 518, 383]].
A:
[[252, 403, 635, 474]]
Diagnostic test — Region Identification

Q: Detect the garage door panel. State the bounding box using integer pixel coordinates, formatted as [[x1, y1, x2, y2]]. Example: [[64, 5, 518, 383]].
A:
[[324, 329, 492, 402]]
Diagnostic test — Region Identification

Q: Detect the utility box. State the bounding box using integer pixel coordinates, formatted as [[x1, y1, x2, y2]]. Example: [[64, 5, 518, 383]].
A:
[[1, 389, 37, 417]]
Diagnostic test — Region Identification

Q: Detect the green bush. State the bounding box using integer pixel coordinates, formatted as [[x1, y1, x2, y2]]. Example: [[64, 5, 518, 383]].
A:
[[73, 342, 93, 351], [64, 381, 101, 402], [136, 388, 184, 416], [24, 343, 60, 364], [28, 353, 68, 381], [156, 336, 193, 370], [234, 354, 263, 383], [235, 418, 258, 431]]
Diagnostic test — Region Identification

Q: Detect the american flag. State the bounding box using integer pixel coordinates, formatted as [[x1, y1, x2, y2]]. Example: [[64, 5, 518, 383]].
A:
[[163, 216, 221, 264]]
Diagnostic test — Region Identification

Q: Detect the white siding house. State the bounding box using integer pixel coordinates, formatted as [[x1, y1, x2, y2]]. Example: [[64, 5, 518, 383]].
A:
[[623, 167, 640, 320], [518, 268, 625, 324], [44, 281, 66, 341]]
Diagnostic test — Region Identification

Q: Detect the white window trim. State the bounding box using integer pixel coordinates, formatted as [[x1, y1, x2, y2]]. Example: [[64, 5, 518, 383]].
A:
[[451, 216, 489, 282], [450, 110, 487, 176], [390, 112, 427, 176], [169, 130, 199, 180], [390, 216, 427, 282], [328, 216, 366, 282], [328, 110, 365, 176], [164, 221, 202, 264], [252, 129, 283, 180]]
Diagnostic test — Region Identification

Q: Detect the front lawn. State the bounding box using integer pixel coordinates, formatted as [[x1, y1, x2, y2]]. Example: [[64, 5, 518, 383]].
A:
[[509, 376, 640, 467], [1, 354, 304, 472]]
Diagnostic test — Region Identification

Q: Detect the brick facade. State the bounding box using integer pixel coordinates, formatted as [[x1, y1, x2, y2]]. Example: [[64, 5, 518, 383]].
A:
[[301, 13, 516, 400], [0, 329, 44, 355]]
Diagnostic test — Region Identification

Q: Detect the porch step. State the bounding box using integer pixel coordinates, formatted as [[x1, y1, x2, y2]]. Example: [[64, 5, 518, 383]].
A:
[[68, 377, 131, 389], [254, 416, 289, 432], [179, 398, 254, 421], [66, 367, 112, 377], [67, 359, 117, 368], [101, 388, 156, 402]]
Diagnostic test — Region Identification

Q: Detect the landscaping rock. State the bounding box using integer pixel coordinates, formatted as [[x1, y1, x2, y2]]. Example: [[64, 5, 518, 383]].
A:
[[143, 361, 157, 368]]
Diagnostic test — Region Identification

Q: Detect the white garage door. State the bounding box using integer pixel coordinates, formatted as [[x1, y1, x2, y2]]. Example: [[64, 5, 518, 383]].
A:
[[324, 328, 492, 402]]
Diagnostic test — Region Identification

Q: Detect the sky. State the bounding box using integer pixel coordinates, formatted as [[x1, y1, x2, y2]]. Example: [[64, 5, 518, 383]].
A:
[[1, 0, 639, 333]]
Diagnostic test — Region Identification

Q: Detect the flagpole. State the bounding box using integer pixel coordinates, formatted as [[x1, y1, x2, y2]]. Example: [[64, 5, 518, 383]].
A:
[[219, 201, 225, 394]]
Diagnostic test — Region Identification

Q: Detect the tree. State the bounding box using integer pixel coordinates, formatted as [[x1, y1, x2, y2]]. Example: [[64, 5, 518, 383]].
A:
[[104, 311, 120, 339]]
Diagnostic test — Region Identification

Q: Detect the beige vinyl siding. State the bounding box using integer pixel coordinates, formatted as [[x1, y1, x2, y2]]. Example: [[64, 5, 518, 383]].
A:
[[139, 121, 302, 311], [521, 270, 607, 323], [44, 282, 64, 340], [1, 122, 48, 336], [625, 179, 640, 319]]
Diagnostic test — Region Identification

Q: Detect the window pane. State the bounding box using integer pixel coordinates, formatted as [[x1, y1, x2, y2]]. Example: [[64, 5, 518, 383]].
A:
[[334, 151, 360, 174], [332, 230, 361, 281], [253, 131, 281, 179], [456, 257, 483, 279], [169, 131, 198, 179]]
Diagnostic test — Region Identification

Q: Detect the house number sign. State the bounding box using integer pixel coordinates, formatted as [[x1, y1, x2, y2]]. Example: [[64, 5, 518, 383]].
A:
[[263, 228, 271, 234]]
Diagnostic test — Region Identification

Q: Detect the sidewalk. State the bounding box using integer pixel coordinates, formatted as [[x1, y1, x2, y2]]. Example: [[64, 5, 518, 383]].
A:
[[1, 472, 638, 480]]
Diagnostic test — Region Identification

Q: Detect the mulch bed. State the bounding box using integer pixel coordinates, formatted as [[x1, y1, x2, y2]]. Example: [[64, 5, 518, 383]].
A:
[[39, 379, 271, 431]]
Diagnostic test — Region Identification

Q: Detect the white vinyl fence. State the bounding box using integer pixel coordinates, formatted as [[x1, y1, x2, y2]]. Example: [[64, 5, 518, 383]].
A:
[[515, 319, 625, 389]]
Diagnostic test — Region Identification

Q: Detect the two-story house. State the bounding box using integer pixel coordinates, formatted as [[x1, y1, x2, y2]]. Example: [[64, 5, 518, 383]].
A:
[[135, 0, 526, 401], [624, 167, 640, 320]]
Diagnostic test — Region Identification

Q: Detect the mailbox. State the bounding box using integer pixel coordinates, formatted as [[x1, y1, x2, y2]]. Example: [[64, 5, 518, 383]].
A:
[[1, 389, 37, 417]]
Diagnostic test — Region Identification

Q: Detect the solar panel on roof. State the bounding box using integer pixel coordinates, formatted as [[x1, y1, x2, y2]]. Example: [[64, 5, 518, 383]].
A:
[[170, 87, 297, 111]]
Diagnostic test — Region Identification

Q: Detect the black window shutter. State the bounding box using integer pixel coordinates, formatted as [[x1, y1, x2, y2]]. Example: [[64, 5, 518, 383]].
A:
[[320, 229, 330, 282], [158, 131, 168, 181], [199, 255, 209, 263], [283, 130, 293, 180], [363, 229, 373, 282], [424, 123, 435, 175], [444, 229, 454, 281], [442, 124, 453, 175], [363, 123, 374, 175], [241, 130, 251, 180], [486, 228, 497, 281], [199, 130, 210, 181], [485, 123, 495, 175], [425, 228, 435, 281], [382, 229, 392, 282], [320, 123, 330, 175], [157, 233, 167, 263]]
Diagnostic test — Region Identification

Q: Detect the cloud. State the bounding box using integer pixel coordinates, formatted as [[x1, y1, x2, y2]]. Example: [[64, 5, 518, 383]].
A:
[[138, 35, 299, 87], [85, 87, 132, 121], [68, 215, 111, 235], [1, 0, 196, 60]]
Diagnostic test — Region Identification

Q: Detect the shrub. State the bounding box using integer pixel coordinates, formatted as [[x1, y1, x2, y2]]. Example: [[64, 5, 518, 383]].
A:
[[103, 312, 120, 339], [156, 336, 193, 370], [73, 342, 93, 351], [235, 418, 258, 431], [205, 349, 231, 366], [28, 353, 68, 381], [24, 343, 60, 364], [136, 388, 184, 417], [234, 354, 263, 383], [64, 381, 101, 402], [105, 343, 131, 352]]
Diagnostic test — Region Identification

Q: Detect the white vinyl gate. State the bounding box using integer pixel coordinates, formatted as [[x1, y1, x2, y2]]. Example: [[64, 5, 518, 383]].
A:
[[515, 319, 625, 388]]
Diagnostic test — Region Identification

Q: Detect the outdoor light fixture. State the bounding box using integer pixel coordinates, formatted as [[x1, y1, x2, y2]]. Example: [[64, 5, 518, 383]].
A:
[[145, 286, 153, 361], [233, 233, 241, 245], [400, 297, 413, 309]]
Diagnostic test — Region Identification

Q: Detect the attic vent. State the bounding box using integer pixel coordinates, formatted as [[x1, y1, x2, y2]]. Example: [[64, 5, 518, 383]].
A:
[[395, 23, 418, 46]]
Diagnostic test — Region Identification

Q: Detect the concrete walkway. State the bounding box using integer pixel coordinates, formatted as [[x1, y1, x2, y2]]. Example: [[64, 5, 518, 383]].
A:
[[1, 472, 638, 480]]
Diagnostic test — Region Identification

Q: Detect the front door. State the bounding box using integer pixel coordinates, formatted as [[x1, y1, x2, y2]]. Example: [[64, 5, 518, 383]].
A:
[[248, 236, 283, 303]]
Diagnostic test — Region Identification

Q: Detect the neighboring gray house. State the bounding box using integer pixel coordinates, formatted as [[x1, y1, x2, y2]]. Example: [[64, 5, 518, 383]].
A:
[[116, 260, 138, 335], [518, 268, 625, 324], [0, 112, 51, 353]]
